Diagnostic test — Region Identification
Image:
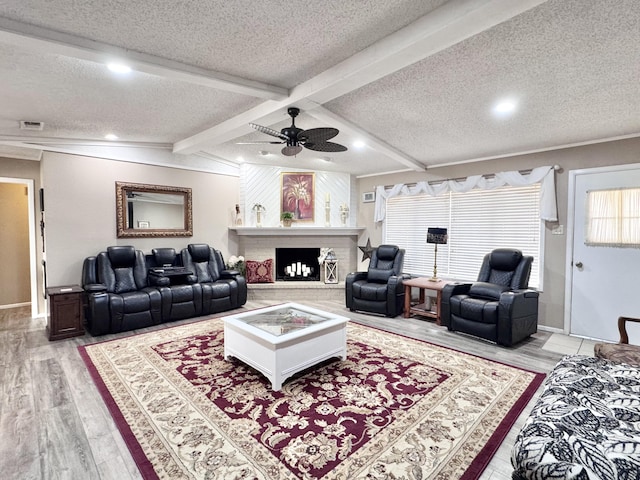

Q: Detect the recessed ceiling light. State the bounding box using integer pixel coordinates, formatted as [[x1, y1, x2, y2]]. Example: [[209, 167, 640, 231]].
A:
[[353, 140, 366, 149], [258, 150, 269, 156], [321, 156, 332, 162], [237, 156, 244, 163], [105, 133, 118, 141], [107, 62, 132, 74], [493, 100, 517, 116]]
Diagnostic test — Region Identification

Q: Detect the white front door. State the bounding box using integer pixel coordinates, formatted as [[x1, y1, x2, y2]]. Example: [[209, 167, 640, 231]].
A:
[[567, 164, 640, 342]]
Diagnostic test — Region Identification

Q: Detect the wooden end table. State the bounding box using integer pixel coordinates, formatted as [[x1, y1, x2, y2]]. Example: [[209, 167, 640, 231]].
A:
[[403, 277, 451, 325], [46, 285, 84, 340]]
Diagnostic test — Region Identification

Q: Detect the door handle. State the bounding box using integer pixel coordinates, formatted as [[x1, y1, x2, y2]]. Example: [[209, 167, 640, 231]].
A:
[[575, 261, 583, 268]]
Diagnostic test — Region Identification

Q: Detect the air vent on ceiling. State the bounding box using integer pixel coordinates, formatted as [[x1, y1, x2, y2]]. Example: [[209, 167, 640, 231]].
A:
[[20, 120, 44, 131]]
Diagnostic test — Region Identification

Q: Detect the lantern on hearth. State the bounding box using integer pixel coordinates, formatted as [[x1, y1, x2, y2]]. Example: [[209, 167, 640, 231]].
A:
[[323, 250, 338, 284]]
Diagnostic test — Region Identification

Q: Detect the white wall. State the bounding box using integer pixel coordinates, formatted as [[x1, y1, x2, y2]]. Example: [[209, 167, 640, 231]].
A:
[[240, 164, 355, 227]]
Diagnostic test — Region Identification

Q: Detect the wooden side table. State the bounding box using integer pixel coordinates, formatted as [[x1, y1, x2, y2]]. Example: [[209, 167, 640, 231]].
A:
[[403, 278, 451, 325], [46, 285, 84, 341]]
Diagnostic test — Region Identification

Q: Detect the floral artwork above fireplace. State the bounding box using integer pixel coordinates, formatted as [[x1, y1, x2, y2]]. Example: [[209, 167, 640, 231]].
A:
[[281, 172, 314, 221]]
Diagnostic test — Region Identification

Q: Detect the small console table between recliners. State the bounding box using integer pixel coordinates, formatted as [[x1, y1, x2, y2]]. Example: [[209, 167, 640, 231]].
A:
[[82, 244, 247, 336]]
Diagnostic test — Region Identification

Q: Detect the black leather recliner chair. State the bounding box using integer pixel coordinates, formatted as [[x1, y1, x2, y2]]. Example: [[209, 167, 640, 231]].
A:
[[440, 248, 539, 347], [181, 244, 248, 315], [83, 246, 162, 335], [345, 244, 408, 317]]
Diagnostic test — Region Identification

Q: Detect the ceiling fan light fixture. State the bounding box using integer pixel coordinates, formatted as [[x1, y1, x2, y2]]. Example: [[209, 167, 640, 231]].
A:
[[247, 107, 347, 157], [353, 140, 366, 149], [282, 145, 303, 157]]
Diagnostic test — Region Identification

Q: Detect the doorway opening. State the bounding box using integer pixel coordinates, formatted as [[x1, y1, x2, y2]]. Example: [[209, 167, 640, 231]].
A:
[[0, 177, 38, 317]]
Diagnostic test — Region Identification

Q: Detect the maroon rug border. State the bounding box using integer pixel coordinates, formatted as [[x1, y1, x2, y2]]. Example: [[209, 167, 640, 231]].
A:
[[461, 369, 544, 480], [79, 315, 546, 480], [78, 346, 160, 480]]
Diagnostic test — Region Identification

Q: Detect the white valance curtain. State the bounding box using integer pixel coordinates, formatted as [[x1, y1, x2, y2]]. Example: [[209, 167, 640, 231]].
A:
[[374, 165, 558, 223]]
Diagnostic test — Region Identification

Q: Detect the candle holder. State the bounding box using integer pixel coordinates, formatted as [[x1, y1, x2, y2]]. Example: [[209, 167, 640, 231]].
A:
[[252, 203, 265, 228], [325, 201, 331, 227], [339, 203, 349, 226]]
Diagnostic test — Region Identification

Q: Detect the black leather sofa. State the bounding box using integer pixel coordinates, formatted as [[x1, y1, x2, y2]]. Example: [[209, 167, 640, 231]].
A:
[[82, 244, 247, 336]]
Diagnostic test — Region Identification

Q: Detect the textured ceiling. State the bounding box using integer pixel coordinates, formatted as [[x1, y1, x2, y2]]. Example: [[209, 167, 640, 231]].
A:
[[0, 0, 639, 176]]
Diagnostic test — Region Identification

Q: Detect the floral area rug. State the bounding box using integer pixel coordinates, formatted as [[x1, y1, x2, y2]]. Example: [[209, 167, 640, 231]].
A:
[[79, 318, 544, 480]]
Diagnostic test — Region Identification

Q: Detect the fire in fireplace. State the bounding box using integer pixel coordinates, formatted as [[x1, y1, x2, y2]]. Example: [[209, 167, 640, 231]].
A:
[[275, 248, 321, 281]]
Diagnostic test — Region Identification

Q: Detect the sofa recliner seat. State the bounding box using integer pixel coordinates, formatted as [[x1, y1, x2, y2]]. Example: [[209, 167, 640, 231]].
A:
[[181, 243, 247, 315], [83, 246, 162, 335]]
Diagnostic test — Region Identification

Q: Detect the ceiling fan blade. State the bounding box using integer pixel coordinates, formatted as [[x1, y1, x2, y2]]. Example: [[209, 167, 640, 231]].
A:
[[303, 141, 348, 153], [298, 127, 339, 144], [236, 141, 284, 145], [249, 123, 289, 141], [282, 145, 303, 156]]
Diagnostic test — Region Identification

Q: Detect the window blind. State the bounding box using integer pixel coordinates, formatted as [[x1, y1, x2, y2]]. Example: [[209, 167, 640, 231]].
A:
[[385, 184, 542, 288]]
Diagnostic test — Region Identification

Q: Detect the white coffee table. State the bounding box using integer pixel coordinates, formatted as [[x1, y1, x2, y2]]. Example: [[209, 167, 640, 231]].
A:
[[223, 303, 349, 391]]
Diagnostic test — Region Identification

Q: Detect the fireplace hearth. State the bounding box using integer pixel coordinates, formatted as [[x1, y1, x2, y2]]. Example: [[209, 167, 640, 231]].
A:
[[275, 248, 320, 281]]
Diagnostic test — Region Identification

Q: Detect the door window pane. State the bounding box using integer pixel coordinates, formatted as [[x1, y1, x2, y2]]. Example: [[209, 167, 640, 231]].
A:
[[586, 188, 640, 247]]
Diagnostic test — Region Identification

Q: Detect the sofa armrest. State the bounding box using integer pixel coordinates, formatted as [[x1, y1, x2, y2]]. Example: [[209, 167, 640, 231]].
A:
[[345, 271, 367, 284], [86, 292, 110, 335], [148, 274, 170, 287], [84, 283, 107, 293], [345, 271, 368, 309], [387, 274, 408, 293], [497, 289, 539, 346], [220, 269, 240, 279], [440, 283, 472, 328]]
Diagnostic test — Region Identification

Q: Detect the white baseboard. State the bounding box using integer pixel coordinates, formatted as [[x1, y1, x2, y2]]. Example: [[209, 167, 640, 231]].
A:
[[0, 302, 30, 310], [538, 324, 565, 334]]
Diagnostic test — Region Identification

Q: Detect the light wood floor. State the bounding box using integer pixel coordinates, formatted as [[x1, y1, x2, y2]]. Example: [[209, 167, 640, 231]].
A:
[[0, 300, 568, 480]]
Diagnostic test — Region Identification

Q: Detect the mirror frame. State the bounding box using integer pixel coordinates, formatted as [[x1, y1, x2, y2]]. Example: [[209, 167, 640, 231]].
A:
[[116, 181, 193, 238]]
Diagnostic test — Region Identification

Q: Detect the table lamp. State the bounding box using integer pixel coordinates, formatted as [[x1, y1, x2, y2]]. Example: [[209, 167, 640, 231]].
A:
[[427, 227, 448, 281]]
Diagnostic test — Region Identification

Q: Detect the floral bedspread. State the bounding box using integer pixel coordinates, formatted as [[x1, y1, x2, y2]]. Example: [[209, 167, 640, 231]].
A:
[[512, 355, 640, 480]]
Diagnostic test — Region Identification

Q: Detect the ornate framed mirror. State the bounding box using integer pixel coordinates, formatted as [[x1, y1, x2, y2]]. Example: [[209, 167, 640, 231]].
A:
[[116, 182, 193, 238]]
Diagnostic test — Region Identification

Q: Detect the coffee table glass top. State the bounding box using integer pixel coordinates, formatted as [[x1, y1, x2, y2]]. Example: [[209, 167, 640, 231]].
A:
[[236, 305, 333, 337]]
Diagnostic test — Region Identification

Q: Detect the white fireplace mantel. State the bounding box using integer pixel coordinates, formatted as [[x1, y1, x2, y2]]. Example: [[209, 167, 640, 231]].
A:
[[230, 227, 365, 279], [229, 227, 364, 237]]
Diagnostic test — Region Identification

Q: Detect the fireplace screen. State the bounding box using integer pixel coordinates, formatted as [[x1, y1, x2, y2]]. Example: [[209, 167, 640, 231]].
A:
[[275, 248, 320, 281]]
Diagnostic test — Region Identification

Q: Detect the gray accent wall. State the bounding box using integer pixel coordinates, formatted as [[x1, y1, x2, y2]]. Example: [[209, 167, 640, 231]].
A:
[[40, 152, 240, 298], [355, 137, 640, 331]]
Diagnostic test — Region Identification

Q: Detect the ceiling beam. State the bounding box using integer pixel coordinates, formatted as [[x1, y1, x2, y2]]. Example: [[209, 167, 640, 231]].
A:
[[173, 0, 548, 155], [0, 17, 288, 100], [0, 135, 171, 148], [306, 106, 426, 172]]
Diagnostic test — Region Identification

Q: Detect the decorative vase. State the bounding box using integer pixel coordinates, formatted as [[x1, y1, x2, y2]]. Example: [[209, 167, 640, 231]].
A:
[[256, 210, 262, 227], [283, 218, 292, 227]]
